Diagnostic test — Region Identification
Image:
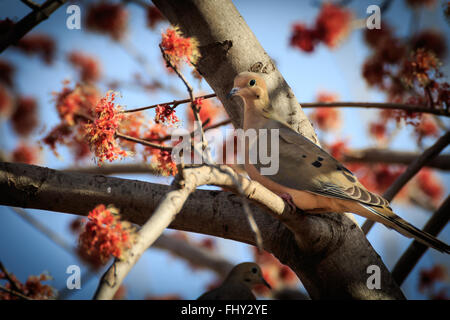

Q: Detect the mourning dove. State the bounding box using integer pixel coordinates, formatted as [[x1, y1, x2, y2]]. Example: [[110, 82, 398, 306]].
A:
[[228, 72, 449, 254], [197, 262, 271, 300]]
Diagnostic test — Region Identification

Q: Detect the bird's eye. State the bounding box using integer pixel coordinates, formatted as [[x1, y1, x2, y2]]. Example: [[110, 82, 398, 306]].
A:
[[251, 267, 258, 274], [249, 79, 256, 87]]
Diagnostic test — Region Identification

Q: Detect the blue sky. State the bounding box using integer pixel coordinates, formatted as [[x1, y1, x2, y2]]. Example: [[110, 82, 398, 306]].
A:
[[0, 0, 449, 300]]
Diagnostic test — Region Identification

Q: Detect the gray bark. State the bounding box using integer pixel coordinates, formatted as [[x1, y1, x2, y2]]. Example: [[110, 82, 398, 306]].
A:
[[0, 162, 405, 299]]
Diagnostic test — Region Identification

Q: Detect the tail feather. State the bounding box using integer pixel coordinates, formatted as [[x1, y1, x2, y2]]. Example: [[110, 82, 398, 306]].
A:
[[360, 204, 450, 254]]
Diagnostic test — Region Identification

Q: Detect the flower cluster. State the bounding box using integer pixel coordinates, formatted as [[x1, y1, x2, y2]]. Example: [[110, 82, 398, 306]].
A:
[[187, 97, 224, 127], [78, 204, 134, 268], [86, 3, 128, 40], [0, 59, 14, 87], [418, 264, 448, 300], [309, 92, 341, 131], [84, 91, 128, 164], [0, 271, 56, 300], [415, 168, 444, 204], [146, 6, 166, 29], [155, 104, 179, 125], [290, 3, 352, 53], [252, 248, 298, 296], [11, 142, 40, 164], [68, 51, 101, 83], [0, 84, 13, 118], [363, 22, 448, 142], [11, 96, 38, 137], [160, 27, 200, 67], [16, 34, 55, 65]]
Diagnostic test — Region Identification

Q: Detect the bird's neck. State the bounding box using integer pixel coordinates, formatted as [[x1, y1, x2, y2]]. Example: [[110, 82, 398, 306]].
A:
[[243, 105, 270, 131]]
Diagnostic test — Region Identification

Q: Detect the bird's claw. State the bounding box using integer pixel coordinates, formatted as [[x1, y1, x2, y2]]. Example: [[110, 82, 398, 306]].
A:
[[280, 193, 296, 212]]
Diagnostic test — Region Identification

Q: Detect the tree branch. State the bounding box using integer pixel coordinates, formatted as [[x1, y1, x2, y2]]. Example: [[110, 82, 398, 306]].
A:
[[301, 102, 450, 117], [392, 196, 450, 285], [0, 0, 68, 54], [0, 162, 406, 299], [154, 234, 234, 278], [362, 131, 450, 234], [342, 149, 450, 171]]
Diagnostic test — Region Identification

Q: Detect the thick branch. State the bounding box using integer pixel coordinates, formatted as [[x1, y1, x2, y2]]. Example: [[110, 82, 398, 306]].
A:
[[392, 196, 450, 285], [0, 0, 67, 54], [362, 131, 450, 234], [301, 102, 450, 117], [342, 149, 450, 170], [0, 162, 405, 299]]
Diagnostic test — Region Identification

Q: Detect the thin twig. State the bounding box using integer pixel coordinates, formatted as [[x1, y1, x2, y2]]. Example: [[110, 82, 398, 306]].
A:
[[0, 261, 24, 294], [115, 132, 173, 151], [123, 93, 217, 114], [362, 131, 450, 234], [392, 196, 450, 285], [0, 284, 32, 300]]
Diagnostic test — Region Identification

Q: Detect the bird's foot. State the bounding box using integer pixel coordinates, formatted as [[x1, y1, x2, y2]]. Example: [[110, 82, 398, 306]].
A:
[[279, 193, 297, 213]]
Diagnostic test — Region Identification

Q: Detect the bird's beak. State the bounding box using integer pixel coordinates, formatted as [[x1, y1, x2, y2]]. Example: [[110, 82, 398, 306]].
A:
[[262, 277, 271, 289], [227, 87, 240, 99]]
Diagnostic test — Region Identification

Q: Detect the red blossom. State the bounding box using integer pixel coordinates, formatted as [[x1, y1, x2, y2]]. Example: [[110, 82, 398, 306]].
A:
[[154, 149, 178, 176], [362, 56, 386, 87], [327, 139, 349, 160], [401, 49, 440, 88], [406, 0, 436, 8], [364, 23, 393, 49], [290, 3, 352, 53], [0, 271, 55, 300], [68, 51, 101, 83], [290, 23, 317, 53], [199, 238, 215, 250], [160, 27, 200, 66], [416, 168, 444, 203], [146, 6, 166, 29], [369, 122, 387, 141], [54, 82, 100, 126], [310, 92, 341, 131], [11, 142, 39, 164], [84, 91, 129, 165], [411, 30, 447, 58], [315, 3, 353, 48], [419, 264, 447, 292], [86, 2, 128, 40], [119, 112, 149, 152], [0, 59, 14, 86], [42, 123, 73, 156], [16, 34, 55, 64], [0, 84, 14, 118], [415, 114, 439, 139], [155, 104, 179, 125], [188, 97, 222, 125], [310, 107, 341, 131], [78, 204, 134, 268], [11, 96, 38, 136]]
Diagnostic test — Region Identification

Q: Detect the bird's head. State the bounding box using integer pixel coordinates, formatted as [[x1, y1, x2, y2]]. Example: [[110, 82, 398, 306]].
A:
[[227, 262, 271, 289], [228, 72, 271, 117]]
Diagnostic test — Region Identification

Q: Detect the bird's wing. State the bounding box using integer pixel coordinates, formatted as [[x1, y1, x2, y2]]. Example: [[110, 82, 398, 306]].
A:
[[256, 119, 390, 208]]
